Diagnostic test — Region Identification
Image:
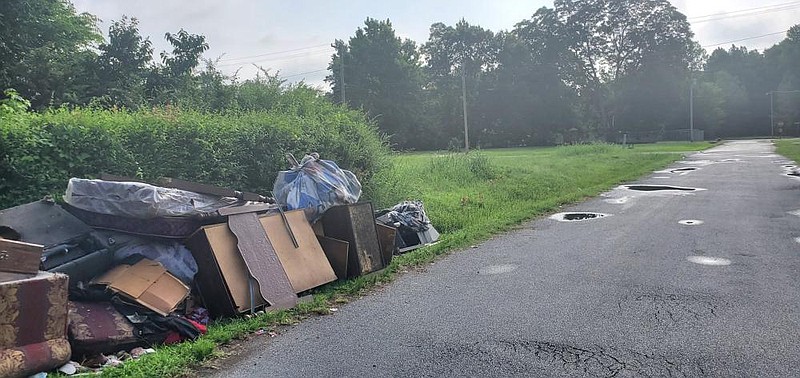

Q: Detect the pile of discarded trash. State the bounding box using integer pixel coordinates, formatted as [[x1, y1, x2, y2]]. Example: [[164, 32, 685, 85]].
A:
[[0, 154, 439, 377]]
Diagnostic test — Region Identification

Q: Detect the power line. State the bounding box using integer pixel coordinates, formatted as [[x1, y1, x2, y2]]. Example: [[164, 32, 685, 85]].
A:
[[702, 30, 788, 48], [217, 48, 334, 68], [281, 68, 328, 79], [689, 1, 800, 23], [218, 43, 331, 63]]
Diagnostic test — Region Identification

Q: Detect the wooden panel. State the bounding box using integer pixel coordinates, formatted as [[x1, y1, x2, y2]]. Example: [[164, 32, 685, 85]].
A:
[[188, 224, 267, 316], [227, 213, 297, 310], [0, 239, 43, 274], [322, 203, 385, 277], [262, 211, 337, 292], [316, 236, 349, 280], [375, 223, 396, 267]]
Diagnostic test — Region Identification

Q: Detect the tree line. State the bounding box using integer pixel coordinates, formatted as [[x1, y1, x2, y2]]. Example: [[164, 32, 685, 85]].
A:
[[2, 0, 800, 150]]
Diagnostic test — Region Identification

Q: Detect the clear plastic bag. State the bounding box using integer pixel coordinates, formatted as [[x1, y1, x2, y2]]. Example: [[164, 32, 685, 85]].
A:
[[64, 178, 240, 219], [273, 153, 362, 221], [113, 236, 199, 284]]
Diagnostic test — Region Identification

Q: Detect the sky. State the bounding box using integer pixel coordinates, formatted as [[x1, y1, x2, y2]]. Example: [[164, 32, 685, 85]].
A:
[[71, 0, 800, 89]]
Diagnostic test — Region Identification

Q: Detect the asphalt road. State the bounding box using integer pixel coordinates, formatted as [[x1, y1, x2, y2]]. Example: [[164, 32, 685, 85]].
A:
[[212, 140, 800, 377]]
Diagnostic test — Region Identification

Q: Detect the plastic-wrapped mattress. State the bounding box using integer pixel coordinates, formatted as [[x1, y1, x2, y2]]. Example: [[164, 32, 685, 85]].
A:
[[64, 178, 240, 219]]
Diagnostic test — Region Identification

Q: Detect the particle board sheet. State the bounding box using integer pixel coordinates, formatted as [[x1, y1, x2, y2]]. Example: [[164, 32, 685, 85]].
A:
[[228, 213, 297, 310], [316, 236, 349, 280], [261, 211, 337, 292], [0, 239, 43, 274], [186, 223, 267, 317]]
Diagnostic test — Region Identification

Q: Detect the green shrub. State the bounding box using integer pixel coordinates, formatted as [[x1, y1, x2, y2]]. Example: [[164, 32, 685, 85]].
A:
[[0, 101, 390, 208]]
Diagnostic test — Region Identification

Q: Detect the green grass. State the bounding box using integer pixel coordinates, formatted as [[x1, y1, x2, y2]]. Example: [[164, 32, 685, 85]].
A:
[[97, 141, 712, 377], [775, 139, 800, 162]]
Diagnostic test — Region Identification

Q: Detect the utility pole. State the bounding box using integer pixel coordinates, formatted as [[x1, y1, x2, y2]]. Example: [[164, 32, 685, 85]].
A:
[[768, 91, 773, 137], [689, 79, 694, 142], [768, 90, 800, 137], [340, 45, 346, 105], [461, 67, 469, 152]]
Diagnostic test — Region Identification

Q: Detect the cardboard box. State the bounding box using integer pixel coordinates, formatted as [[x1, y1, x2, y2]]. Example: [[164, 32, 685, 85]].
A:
[[185, 210, 336, 318], [93, 259, 190, 316]]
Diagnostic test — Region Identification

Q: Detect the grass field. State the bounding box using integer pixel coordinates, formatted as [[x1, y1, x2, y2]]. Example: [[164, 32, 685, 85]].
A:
[[775, 139, 800, 162], [100, 142, 713, 377]]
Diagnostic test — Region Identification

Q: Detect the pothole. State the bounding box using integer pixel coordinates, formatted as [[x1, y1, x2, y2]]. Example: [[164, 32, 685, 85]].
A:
[[625, 185, 698, 192], [686, 256, 731, 266], [670, 167, 697, 173], [679, 219, 703, 226], [477, 264, 517, 275], [549, 212, 610, 222], [786, 172, 800, 178]]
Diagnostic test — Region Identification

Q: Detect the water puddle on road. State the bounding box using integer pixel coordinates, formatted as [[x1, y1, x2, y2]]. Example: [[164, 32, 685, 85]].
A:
[[625, 185, 698, 192], [477, 264, 517, 275], [686, 256, 731, 266], [549, 212, 610, 222]]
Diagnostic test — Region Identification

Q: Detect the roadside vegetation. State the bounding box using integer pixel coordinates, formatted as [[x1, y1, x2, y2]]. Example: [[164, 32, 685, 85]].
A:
[[775, 139, 800, 162], [100, 142, 712, 377]]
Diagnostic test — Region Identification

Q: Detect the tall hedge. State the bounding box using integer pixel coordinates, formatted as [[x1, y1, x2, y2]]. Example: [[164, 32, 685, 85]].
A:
[[0, 100, 390, 209]]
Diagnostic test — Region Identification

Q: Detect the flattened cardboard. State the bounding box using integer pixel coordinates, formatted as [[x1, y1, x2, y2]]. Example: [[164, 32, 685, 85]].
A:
[[0, 238, 43, 274], [93, 259, 189, 316]]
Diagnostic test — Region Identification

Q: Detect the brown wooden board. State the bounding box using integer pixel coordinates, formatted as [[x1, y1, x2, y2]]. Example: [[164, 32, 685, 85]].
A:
[[316, 236, 349, 280], [375, 223, 396, 267], [228, 213, 297, 310], [0, 239, 43, 274], [261, 211, 337, 292], [321, 203, 385, 278], [185, 225, 265, 317]]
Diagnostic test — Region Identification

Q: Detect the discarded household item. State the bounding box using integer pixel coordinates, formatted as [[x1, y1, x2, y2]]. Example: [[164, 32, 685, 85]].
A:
[[64, 178, 240, 219], [273, 153, 362, 222], [320, 203, 385, 278], [67, 301, 162, 358], [113, 239, 198, 284], [315, 236, 349, 280], [0, 199, 112, 287], [91, 258, 190, 316], [375, 223, 396, 266], [0, 239, 42, 274], [0, 271, 71, 378], [64, 203, 208, 239], [185, 209, 336, 318], [376, 201, 440, 253], [154, 176, 273, 203]]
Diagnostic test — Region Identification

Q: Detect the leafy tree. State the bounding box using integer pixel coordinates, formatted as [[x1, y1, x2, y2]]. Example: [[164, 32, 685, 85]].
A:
[[552, 0, 695, 134], [326, 18, 427, 149], [146, 29, 209, 104], [0, 0, 101, 108], [94, 17, 154, 108], [422, 20, 502, 148]]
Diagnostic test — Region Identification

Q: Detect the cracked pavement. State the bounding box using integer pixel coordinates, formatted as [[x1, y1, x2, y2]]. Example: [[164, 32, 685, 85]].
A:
[[211, 140, 800, 377]]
